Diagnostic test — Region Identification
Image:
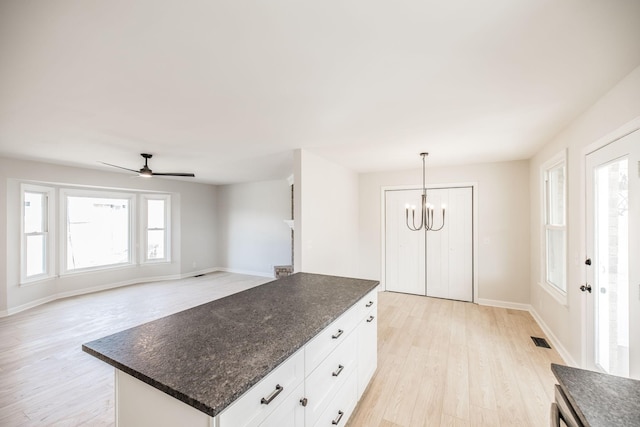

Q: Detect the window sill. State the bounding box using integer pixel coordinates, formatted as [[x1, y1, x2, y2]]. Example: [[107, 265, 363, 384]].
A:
[[538, 281, 568, 307], [20, 275, 56, 287], [141, 259, 172, 265], [61, 262, 136, 277]]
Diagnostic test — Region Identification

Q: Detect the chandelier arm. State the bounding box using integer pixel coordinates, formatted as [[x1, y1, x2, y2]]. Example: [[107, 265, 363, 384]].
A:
[[428, 210, 446, 231], [405, 208, 422, 231]]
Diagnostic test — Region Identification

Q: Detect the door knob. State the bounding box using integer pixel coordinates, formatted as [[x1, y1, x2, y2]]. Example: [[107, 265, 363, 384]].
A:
[[580, 284, 592, 293]]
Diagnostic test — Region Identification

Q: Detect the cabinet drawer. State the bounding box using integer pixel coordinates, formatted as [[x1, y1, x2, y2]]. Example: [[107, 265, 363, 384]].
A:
[[356, 289, 378, 321], [357, 311, 377, 397], [219, 349, 304, 427], [258, 382, 305, 427], [313, 371, 357, 427], [305, 305, 359, 375], [305, 330, 357, 426]]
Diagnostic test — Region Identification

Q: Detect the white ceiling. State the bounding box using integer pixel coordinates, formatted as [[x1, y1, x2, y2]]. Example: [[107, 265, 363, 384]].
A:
[[1, 0, 639, 184]]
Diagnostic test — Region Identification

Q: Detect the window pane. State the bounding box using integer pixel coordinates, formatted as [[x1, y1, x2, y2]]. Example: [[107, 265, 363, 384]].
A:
[[24, 192, 44, 233], [147, 199, 165, 229], [66, 196, 130, 270], [147, 229, 165, 260], [26, 234, 45, 276], [547, 164, 565, 226], [546, 228, 565, 290]]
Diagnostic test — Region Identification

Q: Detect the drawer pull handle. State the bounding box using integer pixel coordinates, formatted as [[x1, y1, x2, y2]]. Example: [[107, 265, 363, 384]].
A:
[[332, 410, 344, 425], [332, 329, 344, 339], [260, 384, 283, 405], [332, 364, 344, 377], [366, 301, 374, 307], [300, 397, 308, 407], [367, 315, 375, 323]]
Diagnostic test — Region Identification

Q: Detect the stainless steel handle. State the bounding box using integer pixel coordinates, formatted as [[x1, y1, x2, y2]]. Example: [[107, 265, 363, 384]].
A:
[[366, 315, 375, 323], [332, 329, 344, 339], [332, 410, 344, 425], [332, 364, 344, 377], [260, 384, 283, 405], [365, 301, 374, 307]]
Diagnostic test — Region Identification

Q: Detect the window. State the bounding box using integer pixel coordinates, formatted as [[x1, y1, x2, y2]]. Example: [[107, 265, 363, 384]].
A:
[[21, 184, 54, 282], [543, 154, 567, 297], [142, 195, 170, 262], [62, 190, 133, 272]]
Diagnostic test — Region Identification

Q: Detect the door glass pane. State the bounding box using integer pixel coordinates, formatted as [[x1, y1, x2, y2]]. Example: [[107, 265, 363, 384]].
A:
[[595, 157, 629, 376]]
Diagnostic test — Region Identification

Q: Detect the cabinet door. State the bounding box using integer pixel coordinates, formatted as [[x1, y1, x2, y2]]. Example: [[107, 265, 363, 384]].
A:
[[258, 382, 305, 427]]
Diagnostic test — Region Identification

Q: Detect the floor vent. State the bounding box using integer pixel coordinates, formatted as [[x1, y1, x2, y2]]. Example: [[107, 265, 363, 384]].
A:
[[531, 336, 551, 349]]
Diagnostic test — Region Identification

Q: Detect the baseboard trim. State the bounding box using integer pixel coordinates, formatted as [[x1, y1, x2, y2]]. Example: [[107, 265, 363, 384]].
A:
[[216, 267, 274, 279], [529, 306, 577, 367], [476, 298, 531, 311], [2, 267, 224, 317]]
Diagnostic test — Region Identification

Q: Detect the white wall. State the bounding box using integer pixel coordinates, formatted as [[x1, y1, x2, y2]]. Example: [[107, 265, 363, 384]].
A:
[[0, 157, 219, 315], [216, 179, 292, 277], [529, 65, 640, 366], [295, 150, 359, 277], [358, 160, 530, 305]]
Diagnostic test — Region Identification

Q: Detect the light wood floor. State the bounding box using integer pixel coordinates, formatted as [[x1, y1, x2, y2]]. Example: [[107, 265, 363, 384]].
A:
[[0, 272, 270, 426], [0, 274, 564, 426], [347, 292, 564, 427]]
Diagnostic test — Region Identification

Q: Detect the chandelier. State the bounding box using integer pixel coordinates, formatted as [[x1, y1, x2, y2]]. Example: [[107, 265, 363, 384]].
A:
[[405, 152, 446, 231]]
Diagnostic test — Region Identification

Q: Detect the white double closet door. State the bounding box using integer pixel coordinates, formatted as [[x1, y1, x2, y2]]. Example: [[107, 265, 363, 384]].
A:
[[385, 187, 473, 302]]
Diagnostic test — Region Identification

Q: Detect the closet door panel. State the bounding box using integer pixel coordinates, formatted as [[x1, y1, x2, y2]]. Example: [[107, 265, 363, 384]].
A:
[[384, 189, 425, 295], [425, 190, 449, 299], [446, 187, 473, 302], [426, 187, 473, 302]]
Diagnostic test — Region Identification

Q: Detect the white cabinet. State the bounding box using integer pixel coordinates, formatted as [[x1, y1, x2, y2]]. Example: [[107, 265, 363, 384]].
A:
[[219, 348, 305, 427], [304, 329, 357, 425], [259, 382, 305, 427], [114, 288, 378, 427]]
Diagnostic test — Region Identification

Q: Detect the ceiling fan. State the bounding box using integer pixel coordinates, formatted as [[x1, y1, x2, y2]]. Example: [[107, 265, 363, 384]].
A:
[[101, 153, 195, 178]]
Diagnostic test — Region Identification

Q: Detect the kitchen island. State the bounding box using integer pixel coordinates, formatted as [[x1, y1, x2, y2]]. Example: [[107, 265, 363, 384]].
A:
[[551, 363, 640, 426], [83, 272, 379, 427]]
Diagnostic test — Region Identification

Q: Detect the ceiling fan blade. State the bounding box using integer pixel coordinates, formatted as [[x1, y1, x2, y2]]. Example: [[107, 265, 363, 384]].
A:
[[100, 162, 139, 173], [151, 172, 196, 177]]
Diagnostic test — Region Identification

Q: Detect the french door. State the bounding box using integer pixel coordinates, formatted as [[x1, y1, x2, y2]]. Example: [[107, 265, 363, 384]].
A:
[[585, 129, 640, 379], [384, 187, 473, 302]]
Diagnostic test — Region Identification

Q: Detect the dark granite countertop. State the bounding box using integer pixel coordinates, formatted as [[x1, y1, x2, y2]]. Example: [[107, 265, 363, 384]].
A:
[[551, 363, 640, 427], [82, 272, 378, 418]]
